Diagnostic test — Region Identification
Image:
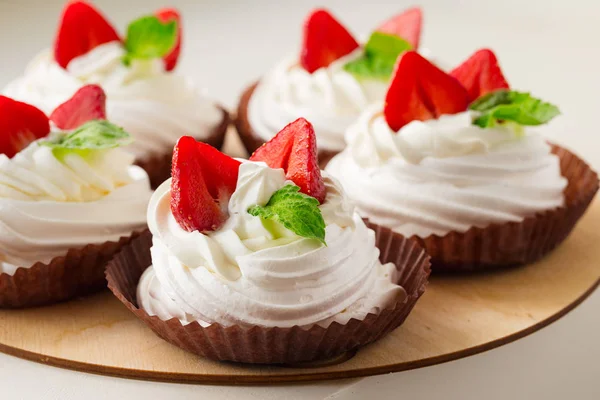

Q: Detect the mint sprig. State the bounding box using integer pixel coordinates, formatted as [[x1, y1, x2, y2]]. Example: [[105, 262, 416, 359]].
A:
[[43, 120, 132, 152], [470, 90, 560, 128], [344, 32, 412, 80], [247, 185, 326, 245], [123, 15, 177, 65]]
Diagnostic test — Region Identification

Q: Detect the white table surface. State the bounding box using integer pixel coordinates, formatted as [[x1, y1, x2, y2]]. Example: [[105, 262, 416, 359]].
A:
[[0, 0, 599, 399]]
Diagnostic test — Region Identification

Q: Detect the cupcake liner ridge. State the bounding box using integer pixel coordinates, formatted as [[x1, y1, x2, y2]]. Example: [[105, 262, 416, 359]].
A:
[[106, 225, 430, 364], [381, 144, 599, 272], [0, 230, 143, 308]]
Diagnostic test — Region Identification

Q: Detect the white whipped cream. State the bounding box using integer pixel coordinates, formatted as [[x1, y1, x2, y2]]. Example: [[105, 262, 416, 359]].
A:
[[248, 49, 388, 152], [248, 48, 440, 153], [326, 104, 568, 237], [137, 161, 405, 328], [0, 140, 151, 274], [3, 43, 222, 159]]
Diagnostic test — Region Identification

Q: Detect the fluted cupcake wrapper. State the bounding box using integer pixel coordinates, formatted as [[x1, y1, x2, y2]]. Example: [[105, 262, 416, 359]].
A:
[[0, 231, 142, 308], [386, 144, 598, 272], [136, 107, 230, 189], [235, 82, 339, 168], [106, 225, 431, 364]]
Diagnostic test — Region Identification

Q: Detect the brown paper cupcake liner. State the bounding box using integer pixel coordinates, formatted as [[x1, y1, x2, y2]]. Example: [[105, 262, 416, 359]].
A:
[[235, 81, 339, 168], [374, 144, 598, 272], [0, 231, 142, 308], [0, 102, 209, 307], [136, 107, 230, 189], [106, 225, 430, 364]]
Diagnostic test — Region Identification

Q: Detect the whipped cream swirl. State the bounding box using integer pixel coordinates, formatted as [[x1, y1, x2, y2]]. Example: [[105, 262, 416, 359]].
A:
[[248, 49, 441, 153], [248, 49, 388, 152], [137, 162, 404, 328], [326, 104, 568, 237], [0, 141, 151, 274], [3, 43, 222, 159]]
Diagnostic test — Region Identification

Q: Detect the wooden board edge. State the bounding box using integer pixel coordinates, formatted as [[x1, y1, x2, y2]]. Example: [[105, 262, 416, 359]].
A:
[[0, 277, 597, 385]]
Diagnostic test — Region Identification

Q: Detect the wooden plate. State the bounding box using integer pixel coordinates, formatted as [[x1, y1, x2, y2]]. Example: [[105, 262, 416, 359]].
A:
[[0, 134, 598, 384]]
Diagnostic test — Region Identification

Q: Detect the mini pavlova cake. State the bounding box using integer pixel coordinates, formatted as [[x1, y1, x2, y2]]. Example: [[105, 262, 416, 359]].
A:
[[107, 118, 430, 364], [0, 85, 151, 307], [327, 49, 598, 270], [236, 7, 427, 166], [3, 1, 228, 188]]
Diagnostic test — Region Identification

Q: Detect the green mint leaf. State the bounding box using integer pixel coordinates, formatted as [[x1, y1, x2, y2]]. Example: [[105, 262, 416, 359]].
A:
[[344, 32, 412, 80], [364, 31, 413, 59], [472, 113, 495, 128], [470, 90, 560, 128], [469, 90, 513, 111], [247, 185, 326, 245], [123, 15, 177, 63], [43, 120, 133, 151], [344, 56, 397, 81]]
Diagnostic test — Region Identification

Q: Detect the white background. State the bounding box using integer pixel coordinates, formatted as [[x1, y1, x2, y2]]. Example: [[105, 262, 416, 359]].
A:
[[0, 0, 599, 399]]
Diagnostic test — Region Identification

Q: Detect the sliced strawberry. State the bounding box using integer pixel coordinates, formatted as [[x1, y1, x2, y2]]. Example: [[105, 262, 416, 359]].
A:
[[384, 51, 469, 131], [155, 8, 182, 71], [49, 84, 106, 130], [450, 49, 510, 102], [171, 136, 241, 232], [250, 118, 326, 204], [193, 141, 241, 202], [0, 96, 50, 158], [54, 1, 121, 69], [301, 9, 359, 73], [377, 7, 423, 49]]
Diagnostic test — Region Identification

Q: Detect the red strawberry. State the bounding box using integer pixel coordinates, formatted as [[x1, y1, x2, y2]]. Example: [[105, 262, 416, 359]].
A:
[[54, 1, 121, 69], [171, 136, 241, 232], [49, 85, 106, 130], [450, 49, 510, 102], [250, 118, 326, 204], [155, 8, 182, 71], [377, 7, 423, 49], [384, 51, 469, 131], [193, 142, 241, 202], [0, 96, 50, 158], [301, 9, 359, 73]]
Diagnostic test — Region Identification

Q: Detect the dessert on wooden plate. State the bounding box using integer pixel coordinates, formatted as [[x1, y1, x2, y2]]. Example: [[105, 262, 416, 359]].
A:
[[3, 0, 228, 188], [107, 118, 430, 364], [326, 49, 598, 270], [0, 85, 151, 308], [236, 7, 433, 166]]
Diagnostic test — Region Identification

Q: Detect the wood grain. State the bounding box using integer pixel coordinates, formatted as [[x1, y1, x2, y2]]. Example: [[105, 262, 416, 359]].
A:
[[0, 197, 598, 384]]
